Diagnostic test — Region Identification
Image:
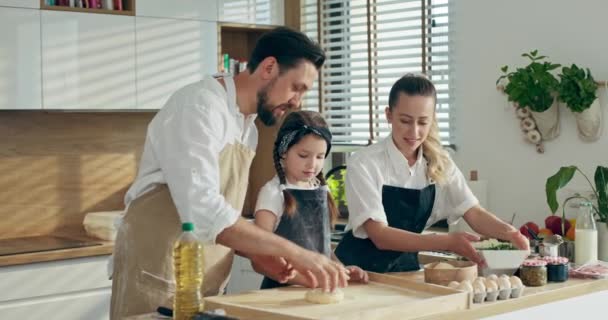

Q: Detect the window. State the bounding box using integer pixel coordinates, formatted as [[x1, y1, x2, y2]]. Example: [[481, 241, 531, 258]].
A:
[[219, 0, 283, 25], [301, 0, 452, 146]]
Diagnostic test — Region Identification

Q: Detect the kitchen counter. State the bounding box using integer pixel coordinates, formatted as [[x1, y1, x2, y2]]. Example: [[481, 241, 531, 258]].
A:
[[0, 234, 113, 267], [129, 270, 608, 320], [390, 270, 608, 320]]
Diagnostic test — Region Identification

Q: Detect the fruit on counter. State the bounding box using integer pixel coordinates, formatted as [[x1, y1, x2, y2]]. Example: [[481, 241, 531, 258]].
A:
[[565, 226, 575, 241], [519, 222, 540, 239], [545, 215, 571, 236], [538, 228, 553, 238]]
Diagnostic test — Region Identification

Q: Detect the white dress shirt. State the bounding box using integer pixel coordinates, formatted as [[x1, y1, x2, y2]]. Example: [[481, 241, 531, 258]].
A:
[[124, 75, 258, 244], [255, 175, 319, 231], [345, 135, 478, 239]]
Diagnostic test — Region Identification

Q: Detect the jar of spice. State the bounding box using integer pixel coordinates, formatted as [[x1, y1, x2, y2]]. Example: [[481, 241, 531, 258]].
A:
[[520, 259, 547, 286], [542, 256, 569, 282]]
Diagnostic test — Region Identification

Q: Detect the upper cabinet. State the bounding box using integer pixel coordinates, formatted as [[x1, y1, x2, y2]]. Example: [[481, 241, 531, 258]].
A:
[[135, 17, 217, 110], [0, 7, 42, 110], [219, 0, 284, 25], [136, 0, 218, 21], [0, 0, 39, 9], [41, 10, 137, 109]]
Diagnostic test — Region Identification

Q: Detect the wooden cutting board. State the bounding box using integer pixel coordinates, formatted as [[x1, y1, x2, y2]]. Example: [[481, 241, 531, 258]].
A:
[[204, 273, 469, 320]]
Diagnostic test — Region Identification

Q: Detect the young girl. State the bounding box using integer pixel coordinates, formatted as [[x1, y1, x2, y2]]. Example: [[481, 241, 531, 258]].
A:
[[335, 74, 529, 273], [252, 111, 368, 289]]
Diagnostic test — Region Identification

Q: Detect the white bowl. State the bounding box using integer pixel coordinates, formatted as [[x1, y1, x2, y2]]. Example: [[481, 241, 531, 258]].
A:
[[477, 250, 529, 276]]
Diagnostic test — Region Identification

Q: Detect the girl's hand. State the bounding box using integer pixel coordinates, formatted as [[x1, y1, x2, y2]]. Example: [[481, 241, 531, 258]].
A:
[[345, 266, 369, 283]]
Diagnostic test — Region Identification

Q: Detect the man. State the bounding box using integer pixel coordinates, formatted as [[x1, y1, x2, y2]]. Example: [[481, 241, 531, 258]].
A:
[[110, 27, 348, 319]]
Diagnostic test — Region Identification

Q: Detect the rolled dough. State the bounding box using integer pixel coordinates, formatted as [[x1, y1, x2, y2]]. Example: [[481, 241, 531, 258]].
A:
[[305, 288, 344, 304]]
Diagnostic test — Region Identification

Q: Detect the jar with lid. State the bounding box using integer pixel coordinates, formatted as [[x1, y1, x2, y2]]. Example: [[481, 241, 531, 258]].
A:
[[542, 256, 569, 282], [520, 259, 547, 286]]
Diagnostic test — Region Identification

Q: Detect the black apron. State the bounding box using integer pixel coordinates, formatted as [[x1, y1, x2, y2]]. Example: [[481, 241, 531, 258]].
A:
[[334, 184, 436, 273], [260, 188, 331, 289]]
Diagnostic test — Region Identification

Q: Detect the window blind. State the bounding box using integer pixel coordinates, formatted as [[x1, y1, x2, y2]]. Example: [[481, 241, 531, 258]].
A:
[[300, 0, 453, 146], [219, 0, 278, 25]]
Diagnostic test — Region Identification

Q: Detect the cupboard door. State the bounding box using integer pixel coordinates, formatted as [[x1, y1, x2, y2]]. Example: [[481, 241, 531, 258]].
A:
[[0, 7, 42, 109], [135, 17, 217, 110], [0, 0, 39, 9], [41, 11, 137, 110], [219, 0, 284, 25], [136, 0, 218, 21]]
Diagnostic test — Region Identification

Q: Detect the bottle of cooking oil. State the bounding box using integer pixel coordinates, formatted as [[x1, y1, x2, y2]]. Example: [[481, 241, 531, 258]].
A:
[[173, 222, 204, 320]]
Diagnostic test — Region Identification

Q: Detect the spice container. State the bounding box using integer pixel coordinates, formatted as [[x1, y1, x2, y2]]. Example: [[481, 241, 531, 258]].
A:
[[542, 256, 569, 282], [520, 259, 547, 287]]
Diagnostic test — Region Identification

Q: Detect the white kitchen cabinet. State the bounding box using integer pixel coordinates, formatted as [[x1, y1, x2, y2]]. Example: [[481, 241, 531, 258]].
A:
[[0, 7, 42, 110], [219, 0, 284, 25], [135, 17, 217, 110], [41, 11, 137, 110], [0, 0, 39, 8], [136, 0, 218, 21], [0, 255, 112, 320]]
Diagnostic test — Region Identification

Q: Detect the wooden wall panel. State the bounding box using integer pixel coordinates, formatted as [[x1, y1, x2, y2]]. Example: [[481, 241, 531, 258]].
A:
[[0, 111, 154, 239]]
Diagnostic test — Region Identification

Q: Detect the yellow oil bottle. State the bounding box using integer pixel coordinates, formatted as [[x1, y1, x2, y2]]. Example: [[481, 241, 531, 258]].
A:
[[173, 222, 204, 320]]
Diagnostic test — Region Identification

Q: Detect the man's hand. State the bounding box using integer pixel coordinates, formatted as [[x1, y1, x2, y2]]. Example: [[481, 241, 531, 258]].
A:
[[504, 229, 530, 251], [250, 255, 296, 284], [445, 232, 485, 267], [345, 266, 369, 283], [287, 249, 349, 292]]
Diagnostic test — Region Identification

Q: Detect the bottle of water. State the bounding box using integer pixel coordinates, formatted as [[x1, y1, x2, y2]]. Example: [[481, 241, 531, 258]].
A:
[[574, 201, 597, 265], [173, 222, 204, 320]]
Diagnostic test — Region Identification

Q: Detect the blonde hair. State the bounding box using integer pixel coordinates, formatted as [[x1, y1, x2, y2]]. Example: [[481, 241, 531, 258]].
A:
[[388, 74, 451, 185]]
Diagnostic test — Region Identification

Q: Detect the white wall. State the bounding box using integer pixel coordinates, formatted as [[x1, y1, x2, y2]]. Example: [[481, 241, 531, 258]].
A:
[[452, 0, 608, 227]]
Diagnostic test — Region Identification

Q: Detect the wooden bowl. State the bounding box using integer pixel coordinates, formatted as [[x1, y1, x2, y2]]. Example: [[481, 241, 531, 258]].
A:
[[423, 260, 478, 286]]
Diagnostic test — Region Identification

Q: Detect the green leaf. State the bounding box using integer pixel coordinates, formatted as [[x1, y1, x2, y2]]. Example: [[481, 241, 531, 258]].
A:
[[546, 166, 577, 213], [595, 166, 608, 222], [501, 66, 508, 73], [531, 49, 538, 56]]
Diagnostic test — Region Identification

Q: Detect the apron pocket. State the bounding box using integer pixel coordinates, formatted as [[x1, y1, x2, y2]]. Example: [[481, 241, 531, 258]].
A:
[[136, 270, 176, 309]]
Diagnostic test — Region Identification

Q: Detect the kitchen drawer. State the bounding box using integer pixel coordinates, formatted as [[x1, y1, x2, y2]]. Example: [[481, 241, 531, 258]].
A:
[[0, 255, 111, 302]]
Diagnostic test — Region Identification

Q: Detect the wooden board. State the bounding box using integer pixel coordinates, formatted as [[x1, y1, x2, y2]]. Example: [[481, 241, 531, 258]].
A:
[[204, 273, 469, 320]]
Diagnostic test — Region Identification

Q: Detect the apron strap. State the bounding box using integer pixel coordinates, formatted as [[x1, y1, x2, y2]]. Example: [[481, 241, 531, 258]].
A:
[[224, 75, 238, 114]]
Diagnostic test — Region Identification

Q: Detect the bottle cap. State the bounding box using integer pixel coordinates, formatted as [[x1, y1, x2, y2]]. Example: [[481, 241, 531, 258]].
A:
[[182, 222, 195, 232]]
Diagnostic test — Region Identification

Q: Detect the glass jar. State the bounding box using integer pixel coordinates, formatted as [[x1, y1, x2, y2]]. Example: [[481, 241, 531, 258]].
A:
[[543, 256, 569, 282], [520, 259, 547, 286]]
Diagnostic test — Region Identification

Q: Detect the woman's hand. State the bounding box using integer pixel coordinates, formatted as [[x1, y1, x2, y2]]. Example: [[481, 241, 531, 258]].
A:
[[504, 229, 530, 251], [345, 266, 369, 283], [444, 232, 485, 267]]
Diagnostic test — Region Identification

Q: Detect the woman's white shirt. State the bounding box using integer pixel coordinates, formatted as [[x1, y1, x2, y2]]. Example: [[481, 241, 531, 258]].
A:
[[123, 75, 258, 244], [345, 135, 478, 239], [255, 175, 319, 231]]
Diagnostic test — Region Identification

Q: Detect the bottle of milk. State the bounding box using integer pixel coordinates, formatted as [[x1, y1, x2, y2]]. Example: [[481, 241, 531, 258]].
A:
[[575, 201, 597, 265]]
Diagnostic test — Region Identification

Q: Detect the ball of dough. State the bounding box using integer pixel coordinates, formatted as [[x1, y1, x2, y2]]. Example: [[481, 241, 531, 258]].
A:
[[433, 262, 455, 269], [305, 288, 344, 304]]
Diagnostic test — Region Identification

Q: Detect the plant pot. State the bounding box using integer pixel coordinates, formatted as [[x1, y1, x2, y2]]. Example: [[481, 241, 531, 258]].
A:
[[573, 98, 602, 142], [598, 222, 608, 262], [529, 99, 560, 141]]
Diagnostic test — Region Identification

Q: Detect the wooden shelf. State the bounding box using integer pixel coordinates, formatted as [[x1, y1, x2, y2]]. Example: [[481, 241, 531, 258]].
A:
[[218, 22, 277, 71], [40, 0, 135, 16]]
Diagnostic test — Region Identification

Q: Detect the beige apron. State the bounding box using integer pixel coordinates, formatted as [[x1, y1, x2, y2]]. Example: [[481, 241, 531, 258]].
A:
[[110, 76, 255, 320]]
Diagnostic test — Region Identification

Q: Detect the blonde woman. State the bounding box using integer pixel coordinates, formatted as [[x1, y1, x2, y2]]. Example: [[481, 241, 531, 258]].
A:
[[334, 74, 529, 272]]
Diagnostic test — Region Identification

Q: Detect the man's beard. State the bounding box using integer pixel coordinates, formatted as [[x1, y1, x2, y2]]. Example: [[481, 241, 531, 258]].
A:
[[256, 87, 277, 126]]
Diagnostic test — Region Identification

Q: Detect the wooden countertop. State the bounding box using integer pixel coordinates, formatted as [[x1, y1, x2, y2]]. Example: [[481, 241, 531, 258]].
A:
[[0, 234, 113, 267], [389, 270, 608, 320]]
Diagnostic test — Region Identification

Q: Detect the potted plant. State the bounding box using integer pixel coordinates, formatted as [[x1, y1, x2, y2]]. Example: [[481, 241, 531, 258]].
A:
[[546, 165, 608, 260], [496, 50, 561, 140], [557, 64, 602, 142], [326, 165, 348, 219]]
